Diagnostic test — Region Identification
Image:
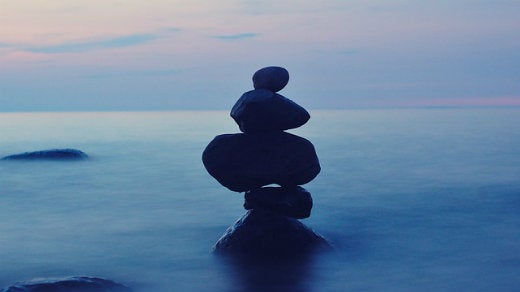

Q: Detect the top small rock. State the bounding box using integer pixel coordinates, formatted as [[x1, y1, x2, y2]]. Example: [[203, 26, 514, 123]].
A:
[[252, 66, 289, 92]]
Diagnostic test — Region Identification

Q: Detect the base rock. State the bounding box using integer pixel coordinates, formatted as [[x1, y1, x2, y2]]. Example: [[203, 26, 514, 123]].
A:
[[214, 209, 329, 257]]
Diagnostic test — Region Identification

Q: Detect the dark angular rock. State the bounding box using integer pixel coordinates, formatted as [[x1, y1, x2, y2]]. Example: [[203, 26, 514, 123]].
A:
[[2, 149, 88, 161], [244, 186, 313, 219], [202, 132, 320, 192], [252, 66, 289, 92], [230, 89, 310, 133], [1, 276, 131, 292], [214, 209, 329, 257]]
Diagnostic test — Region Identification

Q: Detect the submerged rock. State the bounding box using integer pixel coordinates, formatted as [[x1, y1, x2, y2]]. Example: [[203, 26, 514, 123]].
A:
[[214, 209, 329, 257], [202, 132, 320, 192], [2, 149, 88, 161], [252, 66, 290, 92], [1, 276, 131, 292], [230, 89, 310, 133], [244, 186, 313, 219]]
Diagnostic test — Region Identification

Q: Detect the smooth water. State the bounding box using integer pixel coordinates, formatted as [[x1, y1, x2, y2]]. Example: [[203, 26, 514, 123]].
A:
[[1, 109, 519, 291]]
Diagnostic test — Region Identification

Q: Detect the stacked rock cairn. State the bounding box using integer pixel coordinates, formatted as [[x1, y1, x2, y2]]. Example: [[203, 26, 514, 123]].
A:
[[202, 66, 329, 257]]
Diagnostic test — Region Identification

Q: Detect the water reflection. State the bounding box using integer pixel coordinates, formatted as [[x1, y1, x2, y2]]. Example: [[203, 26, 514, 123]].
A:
[[218, 253, 319, 292]]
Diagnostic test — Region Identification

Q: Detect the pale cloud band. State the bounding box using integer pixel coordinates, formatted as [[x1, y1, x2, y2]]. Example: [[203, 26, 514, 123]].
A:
[[24, 34, 160, 54], [3, 29, 258, 55], [212, 33, 259, 40]]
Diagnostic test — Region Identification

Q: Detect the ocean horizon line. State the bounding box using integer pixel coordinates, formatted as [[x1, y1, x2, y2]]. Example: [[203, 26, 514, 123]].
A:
[[1, 104, 520, 114]]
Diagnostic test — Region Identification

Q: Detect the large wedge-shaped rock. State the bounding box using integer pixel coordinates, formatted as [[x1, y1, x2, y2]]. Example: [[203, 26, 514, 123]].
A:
[[202, 132, 320, 192], [214, 209, 329, 257]]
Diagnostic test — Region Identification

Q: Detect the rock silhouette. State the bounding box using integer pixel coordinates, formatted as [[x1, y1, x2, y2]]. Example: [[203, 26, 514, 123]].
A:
[[2, 149, 88, 160], [244, 186, 313, 219], [202, 66, 328, 256], [1, 277, 131, 292], [214, 209, 326, 256], [230, 89, 310, 133], [202, 132, 320, 192], [252, 66, 289, 92]]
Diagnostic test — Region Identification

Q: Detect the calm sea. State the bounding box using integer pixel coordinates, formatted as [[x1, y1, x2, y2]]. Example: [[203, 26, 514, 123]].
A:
[[1, 109, 519, 291]]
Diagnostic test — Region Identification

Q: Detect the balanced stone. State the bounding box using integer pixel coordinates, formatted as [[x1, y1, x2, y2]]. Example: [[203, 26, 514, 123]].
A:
[[214, 209, 328, 257], [202, 132, 320, 192], [230, 89, 310, 133], [252, 66, 289, 92], [244, 186, 313, 219], [204, 66, 329, 256], [2, 149, 88, 160], [1, 277, 131, 292]]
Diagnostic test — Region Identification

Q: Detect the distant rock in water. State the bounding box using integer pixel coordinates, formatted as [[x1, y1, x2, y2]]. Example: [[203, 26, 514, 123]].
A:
[[2, 149, 88, 160], [1, 276, 131, 292]]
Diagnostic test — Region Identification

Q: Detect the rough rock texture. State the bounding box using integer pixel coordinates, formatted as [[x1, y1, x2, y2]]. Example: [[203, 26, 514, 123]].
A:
[[230, 89, 310, 133], [214, 209, 328, 257], [1, 277, 131, 292], [202, 132, 320, 192], [244, 186, 313, 219], [252, 66, 289, 92], [2, 149, 88, 160]]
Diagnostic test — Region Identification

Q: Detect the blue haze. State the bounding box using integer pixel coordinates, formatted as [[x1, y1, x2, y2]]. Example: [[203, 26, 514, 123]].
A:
[[0, 109, 519, 291]]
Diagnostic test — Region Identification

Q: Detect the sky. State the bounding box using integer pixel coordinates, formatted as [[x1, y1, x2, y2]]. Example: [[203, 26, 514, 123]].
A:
[[1, 0, 519, 111]]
